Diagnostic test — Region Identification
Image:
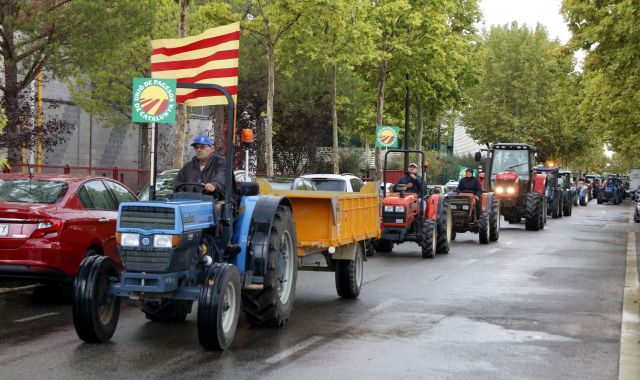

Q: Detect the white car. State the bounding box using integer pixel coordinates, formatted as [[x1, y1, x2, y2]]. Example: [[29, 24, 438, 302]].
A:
[[301, 173, 365, 192], [445, 180, 459, 190]]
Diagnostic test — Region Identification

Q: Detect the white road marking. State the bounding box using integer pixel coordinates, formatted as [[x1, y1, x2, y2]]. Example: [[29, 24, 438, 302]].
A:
[[618, 230, 640, 380], [461, 259, 478, 266], [0, 284, 40, 295], [265, 336, 323, 364], [13, 312, 59, 323]]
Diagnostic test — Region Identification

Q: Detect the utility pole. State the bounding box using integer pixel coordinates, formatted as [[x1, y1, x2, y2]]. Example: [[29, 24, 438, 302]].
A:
[[403, 73, 410, 171]]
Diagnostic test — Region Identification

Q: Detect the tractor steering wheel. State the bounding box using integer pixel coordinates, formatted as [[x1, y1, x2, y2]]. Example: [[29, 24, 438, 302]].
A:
[[175, 182, 206, 193]]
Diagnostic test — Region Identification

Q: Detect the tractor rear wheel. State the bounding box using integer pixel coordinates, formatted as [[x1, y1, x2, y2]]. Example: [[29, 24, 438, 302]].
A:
[[141, 299, 192, 323], [525, 193, 542, 231], [72, 255, 121, 343], [335, 242, 364, 299], [374, 239, 393, 253], [479, 213, 490, 244], [198, 263, 241, 350], [489, 200, 500, 242], [551, 193, 560, 218], [421, 219, 437, 259], [242, 206, 297, 327], [563, 194, 572, 216], [436, 201, 451, 254]]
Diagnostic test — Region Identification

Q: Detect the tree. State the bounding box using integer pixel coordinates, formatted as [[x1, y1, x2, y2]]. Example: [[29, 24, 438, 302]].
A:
[[0, 108, 6, 169], [562, 0, 640, 167], [0, 0, 151, 163]]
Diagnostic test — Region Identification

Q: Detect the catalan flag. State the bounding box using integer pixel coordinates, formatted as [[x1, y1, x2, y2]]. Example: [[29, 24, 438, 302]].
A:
[[151, 22, 240, 106]]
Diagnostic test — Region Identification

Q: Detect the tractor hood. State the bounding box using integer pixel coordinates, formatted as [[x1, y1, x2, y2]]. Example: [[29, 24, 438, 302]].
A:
[[495, 170, 520, 197]]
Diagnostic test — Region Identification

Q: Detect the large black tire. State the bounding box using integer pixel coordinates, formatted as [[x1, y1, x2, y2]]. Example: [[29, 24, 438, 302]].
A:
[[540, 196, 547, 230], [421, 219, 437, 259], [563, 194, 572, 216], [72, 255, 121, 343], [364, 240, 375, 257], [489, 199, 500, 242], [436, 200, 451, 254], [335, 242, 364, 299], [374, 238, 393, 253], [597, 196, 603, 204], [197, 263, 241, 351], [141, 299, 193, 323], [525, 193, 542, 231], [580, 192, 589, 206], [451, 230, 456, 241], [551, 192, 560, 218], [242, 206, 297, 327], [478, 213, 489, 244]]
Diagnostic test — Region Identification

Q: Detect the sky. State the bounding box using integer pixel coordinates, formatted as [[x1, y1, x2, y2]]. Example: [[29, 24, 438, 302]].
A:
[[479, 0, 571, 43]]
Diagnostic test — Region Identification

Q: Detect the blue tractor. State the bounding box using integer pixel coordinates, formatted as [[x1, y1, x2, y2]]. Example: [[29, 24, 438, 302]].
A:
[[534, 167, 566, 218], [72, 84, 297, 350], [597, 175, 622, 204]]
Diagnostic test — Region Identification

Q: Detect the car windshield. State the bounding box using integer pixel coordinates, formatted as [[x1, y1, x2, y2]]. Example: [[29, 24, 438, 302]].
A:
[[490, 149, 530, 180], [0, 179, 68, 204], [309, 179, 347, 192], [139, 173, 177, 200]]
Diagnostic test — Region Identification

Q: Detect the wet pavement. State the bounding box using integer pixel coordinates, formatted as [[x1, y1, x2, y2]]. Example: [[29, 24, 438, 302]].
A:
[[0, 200, 636, 379]]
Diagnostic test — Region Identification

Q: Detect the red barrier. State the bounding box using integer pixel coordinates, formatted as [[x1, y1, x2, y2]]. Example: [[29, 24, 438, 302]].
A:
[[3, 163, 153, 193]]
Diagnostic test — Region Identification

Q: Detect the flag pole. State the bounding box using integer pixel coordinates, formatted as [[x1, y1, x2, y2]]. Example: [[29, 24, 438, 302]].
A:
[[149, 122, 158, 201]]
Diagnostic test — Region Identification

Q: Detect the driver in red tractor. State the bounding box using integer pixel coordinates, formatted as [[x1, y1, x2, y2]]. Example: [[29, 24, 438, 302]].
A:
[[456, 168, 483, 217], [393, 162, 422, 194]]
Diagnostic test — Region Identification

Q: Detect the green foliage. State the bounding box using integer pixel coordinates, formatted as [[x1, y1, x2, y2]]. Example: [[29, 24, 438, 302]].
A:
[[562, 0, 640, 167]]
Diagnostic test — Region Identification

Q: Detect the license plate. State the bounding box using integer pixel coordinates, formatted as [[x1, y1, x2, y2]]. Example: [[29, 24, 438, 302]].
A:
[[0, 224, 8, 237]]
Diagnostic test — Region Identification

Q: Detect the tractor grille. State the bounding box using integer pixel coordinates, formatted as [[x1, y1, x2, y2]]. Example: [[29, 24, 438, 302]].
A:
[[449, 196, 471, 218], [382, 211, 405, 224], [120, 248, 172, 272], [120, 206, 175, 231]]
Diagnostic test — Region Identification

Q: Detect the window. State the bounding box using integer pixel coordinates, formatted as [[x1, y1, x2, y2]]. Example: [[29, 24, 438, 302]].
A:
[[105, 181, 137, 205], [490, 149, 530, 180], [77, 186, 94, 209], [350, 178, 363, 192], [0, 180, 68, 204], [309, 179, 347, 192], [81, 181, 117, 210]]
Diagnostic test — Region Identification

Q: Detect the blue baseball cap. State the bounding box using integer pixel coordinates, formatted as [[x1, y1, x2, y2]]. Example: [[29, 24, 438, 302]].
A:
[[191, 135, 213, 147]]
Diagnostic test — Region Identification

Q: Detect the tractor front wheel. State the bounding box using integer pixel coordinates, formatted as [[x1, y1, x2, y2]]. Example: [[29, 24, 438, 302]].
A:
[[72, 255, 121, 343], [489, 200, 500, 242], [563, 194, 572, 216], [479, 213, 490, 244], [551, 194, 560, 218], [198, 263, 241, 351], [525, 193, 542, 231], [242, 206, 297, 327], [421, 219, 437, 259], [436, 204, 452, 254]]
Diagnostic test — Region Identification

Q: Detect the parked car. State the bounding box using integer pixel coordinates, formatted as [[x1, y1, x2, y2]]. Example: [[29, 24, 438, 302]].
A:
[[0, 174, 137, 284], [301, 173, 365, 192], [263, 176, 317, 191], [445, 180, 459, 190]]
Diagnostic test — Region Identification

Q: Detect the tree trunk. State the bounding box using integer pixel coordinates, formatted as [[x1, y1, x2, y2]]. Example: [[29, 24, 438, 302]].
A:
[[213, 105, 225, 150], [265, 43, 275, 177], [3, 27, 22, 164], [171, 0, 190, 169], [415, 101, 424, 152], [375, 60, 387, 180], [332, 63, 339, 174]]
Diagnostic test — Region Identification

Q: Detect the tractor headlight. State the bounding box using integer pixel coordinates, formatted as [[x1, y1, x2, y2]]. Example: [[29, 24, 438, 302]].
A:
[[384, 206, 394, 212], [506, 187, 515, 194], [496, 186, 505, 194], [450, 204, 458, 210], [395, 206, 405, 213], [462, 205, 470, 210], [120, 233, 140, 247], [154, 234, 173, 248]]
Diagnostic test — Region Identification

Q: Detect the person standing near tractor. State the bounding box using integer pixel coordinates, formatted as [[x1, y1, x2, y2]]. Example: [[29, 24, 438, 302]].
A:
[[457, 168, 483, 216]]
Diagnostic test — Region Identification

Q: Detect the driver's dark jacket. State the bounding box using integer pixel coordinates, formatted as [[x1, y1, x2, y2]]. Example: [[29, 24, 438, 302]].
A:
[[457, 176, 482, 198], [173, 153, 226, 197], [394, 172, 422, 194]]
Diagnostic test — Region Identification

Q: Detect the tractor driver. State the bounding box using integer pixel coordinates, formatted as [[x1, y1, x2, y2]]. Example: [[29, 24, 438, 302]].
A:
[[457, 168, 483, 217], [173, 135, 226, 200], [393, 162, 423, 195]]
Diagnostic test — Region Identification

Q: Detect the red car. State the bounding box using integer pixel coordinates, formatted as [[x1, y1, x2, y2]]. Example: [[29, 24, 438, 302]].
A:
[[0, 173, 137, 283]]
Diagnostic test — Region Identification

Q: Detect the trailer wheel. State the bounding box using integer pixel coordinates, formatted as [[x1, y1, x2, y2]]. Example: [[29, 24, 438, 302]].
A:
[[335, 243, 364, 299], [479, 213, 490, 244], [489, 200, 500, 242], [525, 193, 542, 231], [436, 203, 451, 254], [242, 206, 297, 327], [72, 255, 121, 343], [198, 263, 241, 350], [374, 239, 393, 253], [421, 219, 437, 259], [141, 299, 193, 323]]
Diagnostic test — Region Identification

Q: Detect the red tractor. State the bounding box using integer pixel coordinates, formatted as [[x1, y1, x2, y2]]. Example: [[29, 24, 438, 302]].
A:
[[448, 188, 500, 244], [375, 150, 451, 258], [476, 144, 547, 231]]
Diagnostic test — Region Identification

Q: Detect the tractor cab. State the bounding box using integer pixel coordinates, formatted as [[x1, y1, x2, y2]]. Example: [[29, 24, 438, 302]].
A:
[[478, 143, 547, 230], [533, 166, 568, 218]]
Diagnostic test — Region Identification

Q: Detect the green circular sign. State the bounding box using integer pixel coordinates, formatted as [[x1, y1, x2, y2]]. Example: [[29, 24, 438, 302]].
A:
[[132, 78, 177, 123], [376, 126, 399, 148]]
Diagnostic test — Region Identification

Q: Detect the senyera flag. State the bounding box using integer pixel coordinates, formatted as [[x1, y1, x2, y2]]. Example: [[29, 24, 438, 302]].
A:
[[151, 22, 239, 106]]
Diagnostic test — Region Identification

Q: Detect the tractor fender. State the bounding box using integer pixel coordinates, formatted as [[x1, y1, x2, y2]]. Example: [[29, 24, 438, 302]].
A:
[[426, 194, 442, 221], [533, 173, 547, 196], [481, 193, 493, 213], [245, 195, 293, 280]]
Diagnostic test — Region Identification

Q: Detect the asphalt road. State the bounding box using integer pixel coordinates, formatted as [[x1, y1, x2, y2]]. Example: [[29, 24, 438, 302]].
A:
[[0, 200, 636, 380]]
